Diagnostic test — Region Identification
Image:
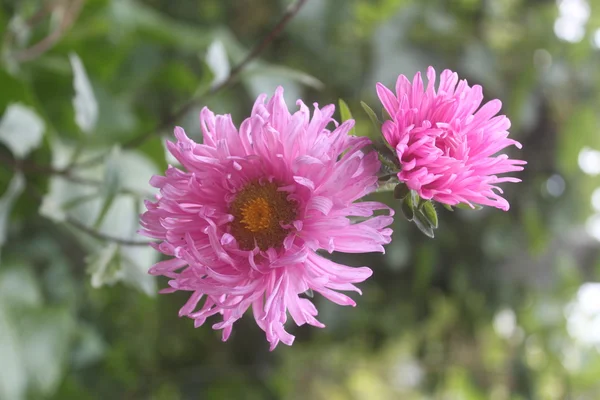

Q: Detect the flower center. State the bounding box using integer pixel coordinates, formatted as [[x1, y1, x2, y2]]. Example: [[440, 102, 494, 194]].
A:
[[229, 182, 297, 251], [240, 197, 272, 232], [433, 129, 467, 159]]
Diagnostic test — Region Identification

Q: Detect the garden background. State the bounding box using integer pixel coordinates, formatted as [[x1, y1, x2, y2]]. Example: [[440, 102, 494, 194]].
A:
[[1, 0, 600, 399]]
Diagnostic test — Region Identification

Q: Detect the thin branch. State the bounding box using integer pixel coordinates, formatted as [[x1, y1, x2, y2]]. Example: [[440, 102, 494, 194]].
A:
[[0, 151, 99, 185], [63, 0, 307, 171], [58, 151, 108, 172], [3, 2, 56, 52], [120, 0, 309, 150], [0, 154, 152, 247], [0, 152, 152, 199], [0, 0, 308, 248], [12, 0, 84, 63], [66, 216, 153, 246], [25, 2, 59, 27]]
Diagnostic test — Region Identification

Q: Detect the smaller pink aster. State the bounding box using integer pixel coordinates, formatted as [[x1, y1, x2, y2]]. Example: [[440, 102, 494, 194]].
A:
[[376, 67, 526, 210], [139, 87, 393, 350]]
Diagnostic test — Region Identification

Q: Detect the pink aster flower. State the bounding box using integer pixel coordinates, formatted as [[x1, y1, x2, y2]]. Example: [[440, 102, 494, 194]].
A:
[[139, 87, 393, 350], [376, 67, 526, 210]]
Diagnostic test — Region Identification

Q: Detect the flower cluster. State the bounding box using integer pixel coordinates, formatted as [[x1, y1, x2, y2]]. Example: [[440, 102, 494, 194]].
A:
[[140, 68, 525, 349]]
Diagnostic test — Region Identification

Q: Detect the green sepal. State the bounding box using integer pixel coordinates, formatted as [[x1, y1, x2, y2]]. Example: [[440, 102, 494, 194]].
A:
[[442, 203, 454, 212], [394, 183, 410, 199], [401, 195, 414, 221], [338, 98, 355, 135], [413, 210, 435, 238], [455, 203, 483, 210], [360, 101, 381, 130], [410, 190, 421, 208], [421, 201, 438, 229]]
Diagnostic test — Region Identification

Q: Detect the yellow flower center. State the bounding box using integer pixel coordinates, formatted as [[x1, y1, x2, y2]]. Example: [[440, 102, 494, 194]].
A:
[[229, 182, 297, 251], [240, 197, 272, 232]]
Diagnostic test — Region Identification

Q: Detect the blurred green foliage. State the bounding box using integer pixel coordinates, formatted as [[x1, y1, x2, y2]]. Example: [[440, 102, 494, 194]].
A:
[[1, 0, 600, 399]]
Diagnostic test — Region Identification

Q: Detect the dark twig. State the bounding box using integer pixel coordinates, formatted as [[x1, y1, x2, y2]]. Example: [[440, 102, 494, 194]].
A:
[[0, 158, 152, 252], [0, 152, 152, 197], [119, 0, 309, 150], [12, 0, 84, 62], [25, 2, 58, 27], [64, 0, 308, 170], [0, 152, 152, 247], [66, 216, 153, 246], [0, 0, 308, 248], [0, 151, 100, 186]]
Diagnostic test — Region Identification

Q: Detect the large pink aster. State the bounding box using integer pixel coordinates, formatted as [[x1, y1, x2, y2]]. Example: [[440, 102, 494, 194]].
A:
[[139, 87, 393, 350], [376, 67, 526, 210]]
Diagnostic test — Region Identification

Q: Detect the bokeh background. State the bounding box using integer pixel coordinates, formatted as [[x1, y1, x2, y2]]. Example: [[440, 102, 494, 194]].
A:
[[1, 0, 600, 399]]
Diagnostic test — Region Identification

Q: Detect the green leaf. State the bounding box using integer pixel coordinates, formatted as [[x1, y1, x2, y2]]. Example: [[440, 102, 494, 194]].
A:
[[93, 147, 122, 229], [0, 69, 36, 112], [205, 39, 230, 88], [559, 105, 600, 175], [138, 135, 169, 172], [421, 201, 439, 229], [109, 0, 211, 52], [60, 194, 99, 211], [70, 53, 98, 134], [71, 323, 106, 369], [94, 87, 138, 143], [338, 98, 355, 135], [243, 64, 324, 90], [0, 268, 74, 399], [0, 103, 45, 159], [0, 172, 25, 251], [86, 243, 122, 288], [92, 152, 158, 295], [0, 267, 42, 308], [19, 308, 75, 395], [39, 138, 100, 223], [0, 304, 26, 400], [360, 101, 381, 130], [156, 61, 205, 97]]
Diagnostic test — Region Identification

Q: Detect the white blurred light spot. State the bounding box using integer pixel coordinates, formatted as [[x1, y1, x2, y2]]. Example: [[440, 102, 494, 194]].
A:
[[545, 174, 565, 197], [558, 0, 590, 20], [554, 17, 586, 43], [585, 214, 600, 241], [493, 308, 516, 339], [390, 358, 423, 389], [578, 147, 600, 175], [591, 188, 600, 211], [554, 0, 589, 43], [565, 283, 600, 346], [594, 29, 600, 48], [577, 283, 600, 314]]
